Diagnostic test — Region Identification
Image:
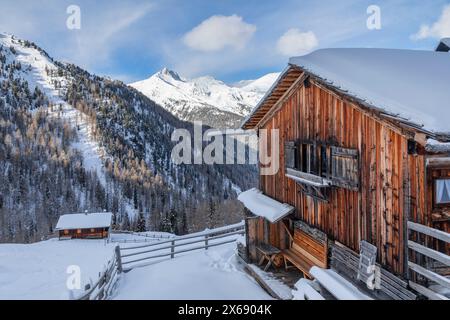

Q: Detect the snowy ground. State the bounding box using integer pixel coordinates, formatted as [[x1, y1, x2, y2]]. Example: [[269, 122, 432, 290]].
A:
[[0, 233, 155, 300], [0, 228, 271, 300], [0, 238, 114, 300], [114, 243, 272, 300]]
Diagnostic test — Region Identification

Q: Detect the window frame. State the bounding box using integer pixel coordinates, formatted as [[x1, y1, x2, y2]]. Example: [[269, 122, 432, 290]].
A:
[[288, 139, 332, 179], [284, 139, 333, 202], [284, 139, 360, 201], [434, 178, 450, 207]]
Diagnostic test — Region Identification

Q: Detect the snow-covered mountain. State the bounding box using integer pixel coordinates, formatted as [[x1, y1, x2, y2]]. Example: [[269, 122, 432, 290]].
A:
[[130, 69, 279, 128], [0, 33, 256, 242], [232, 72, 280, 95]]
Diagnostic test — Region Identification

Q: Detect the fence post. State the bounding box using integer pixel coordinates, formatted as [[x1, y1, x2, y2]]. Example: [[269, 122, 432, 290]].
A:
[[205, 235, 209, 250], [171, 240, 175, 258], [115, 245, 123, 273]]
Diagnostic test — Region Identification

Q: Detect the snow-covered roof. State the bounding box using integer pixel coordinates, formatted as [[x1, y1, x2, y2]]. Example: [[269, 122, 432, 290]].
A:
[[55, 212, 112, 230], [426, 139, 450, 153], [237, 188, 294, 223], [289, 48, 450, 136]]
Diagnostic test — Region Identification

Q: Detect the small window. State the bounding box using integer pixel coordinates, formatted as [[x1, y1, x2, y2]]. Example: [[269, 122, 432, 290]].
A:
[[77, 229, 82, 234], [64, 230, 69, 235], [90, 228, 95, 232], [435, 179, 450, 204]]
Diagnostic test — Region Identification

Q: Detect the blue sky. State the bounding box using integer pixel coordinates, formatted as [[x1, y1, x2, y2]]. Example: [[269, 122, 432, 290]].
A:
[[0, 0, 449, 83]]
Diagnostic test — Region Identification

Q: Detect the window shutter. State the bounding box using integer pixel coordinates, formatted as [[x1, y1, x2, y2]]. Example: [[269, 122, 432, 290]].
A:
[[284, 141, 297, 169], [331, 146, 360, 191]]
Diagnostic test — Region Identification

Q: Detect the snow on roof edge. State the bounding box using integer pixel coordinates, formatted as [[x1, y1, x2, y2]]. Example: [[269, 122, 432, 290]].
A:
[[243, 48, 450, 141], [426, 139, 450, 154], [237, 188, 294, 223], [55, 212, 112, 230], [288, 48, 450, 139]]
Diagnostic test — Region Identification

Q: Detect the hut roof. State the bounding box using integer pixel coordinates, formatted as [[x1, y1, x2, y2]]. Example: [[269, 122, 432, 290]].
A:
[[242, 48, 450, 140], [55, 212, 112, 230]]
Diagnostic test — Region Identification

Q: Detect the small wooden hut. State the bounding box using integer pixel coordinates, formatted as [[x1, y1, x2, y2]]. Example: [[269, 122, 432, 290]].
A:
[[55, 212, 112, 240]]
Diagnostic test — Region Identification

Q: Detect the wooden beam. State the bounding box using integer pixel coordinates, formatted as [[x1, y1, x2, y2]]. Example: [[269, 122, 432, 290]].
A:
[[408, 240, 450, 266], [281, 219, 294, 243], [414, 133, 427, 146], [408, 261, 450, 289], [286, 168, 332, 187], [427, 157, 450, 168], [408, 221, 450, 243], [256, 73, 308, 129], [408, 281, 448, 300]]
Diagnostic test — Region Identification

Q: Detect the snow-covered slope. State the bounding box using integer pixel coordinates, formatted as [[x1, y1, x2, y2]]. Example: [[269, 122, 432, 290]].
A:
[[0, 33, 139, 219], [0, 232, 172, 299], [233, 72, 280, 95], [1, 32, 257, 241], [0, 226, 271, 300], [130, 69, 279, 128]]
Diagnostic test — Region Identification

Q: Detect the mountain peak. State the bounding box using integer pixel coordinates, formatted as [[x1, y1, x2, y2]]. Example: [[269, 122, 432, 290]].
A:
[[130, 69, 279, 128], [157, 67, 182, 81]]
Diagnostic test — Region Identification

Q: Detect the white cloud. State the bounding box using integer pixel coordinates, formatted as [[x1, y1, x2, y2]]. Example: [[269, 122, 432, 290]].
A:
[[182, 15, 256, 52], [412, 4, 450, 40], [63, 3, 154, 70], [276, 28, 318, 56]]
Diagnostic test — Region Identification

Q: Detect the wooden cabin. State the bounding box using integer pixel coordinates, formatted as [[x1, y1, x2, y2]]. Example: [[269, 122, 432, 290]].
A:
[[55, 212, 112, 240], [239, 48, 450, 299]]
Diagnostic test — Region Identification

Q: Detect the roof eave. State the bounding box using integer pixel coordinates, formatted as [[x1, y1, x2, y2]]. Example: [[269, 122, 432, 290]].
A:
[[243, 59, 450, 143], [240, 66, 292, 130]]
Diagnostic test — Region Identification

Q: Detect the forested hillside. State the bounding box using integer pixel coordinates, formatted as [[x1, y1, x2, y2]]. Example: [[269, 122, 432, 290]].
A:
[[0, 34, 256, 243]]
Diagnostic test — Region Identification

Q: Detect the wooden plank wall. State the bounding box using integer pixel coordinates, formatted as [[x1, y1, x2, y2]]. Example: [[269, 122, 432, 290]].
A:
[[426, 167, 450, 254], [258, 81, 428, 276]]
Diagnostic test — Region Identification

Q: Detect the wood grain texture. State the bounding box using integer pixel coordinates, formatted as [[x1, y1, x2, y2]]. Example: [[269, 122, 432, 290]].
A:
[[255, 78, 431, 276]]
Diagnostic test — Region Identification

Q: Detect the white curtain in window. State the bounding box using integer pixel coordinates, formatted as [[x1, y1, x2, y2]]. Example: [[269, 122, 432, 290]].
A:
[[436, 179, 450, 203]]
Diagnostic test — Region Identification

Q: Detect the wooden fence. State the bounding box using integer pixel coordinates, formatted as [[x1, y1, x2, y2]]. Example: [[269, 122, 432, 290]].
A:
[[76, 248, 121, 300], [109, 231, 175, 244], [118, 222, 245, 271], [407, 221, 450, 300], [75, 222, 245, 299]]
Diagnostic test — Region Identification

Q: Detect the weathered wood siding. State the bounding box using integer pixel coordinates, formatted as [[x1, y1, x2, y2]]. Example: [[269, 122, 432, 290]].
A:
[[427, 167, 450, 254], [59, 227, 109, 239], [258, 80, 428, 276]]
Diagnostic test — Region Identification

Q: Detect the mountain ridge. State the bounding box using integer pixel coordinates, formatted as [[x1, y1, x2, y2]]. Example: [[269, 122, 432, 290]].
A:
[[0, 33, 256, 242], [130, 68, 279, 128]]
